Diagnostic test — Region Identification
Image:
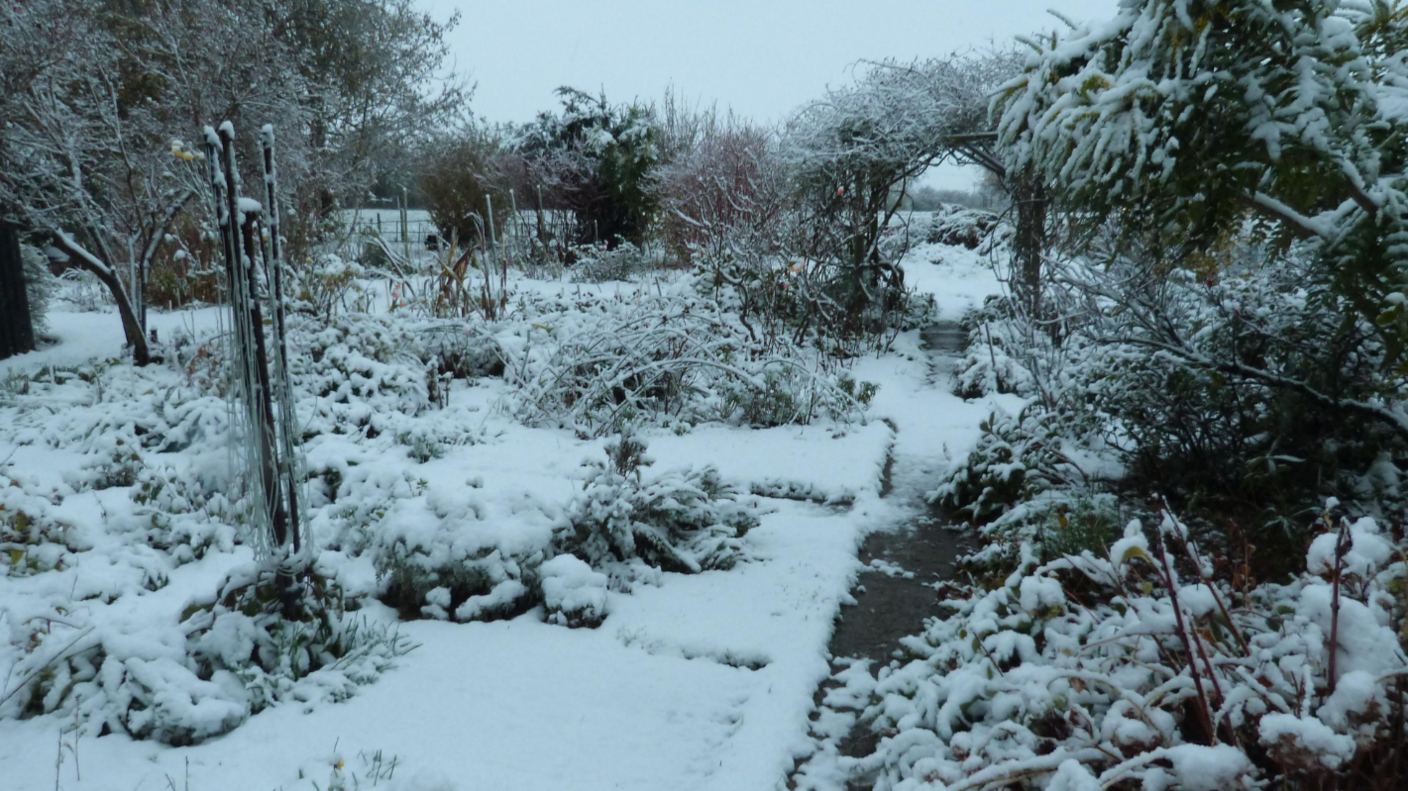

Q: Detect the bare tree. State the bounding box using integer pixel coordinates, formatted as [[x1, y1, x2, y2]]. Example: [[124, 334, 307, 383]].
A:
[[0, 0, 467, 362], [0, 0, 186, 364]]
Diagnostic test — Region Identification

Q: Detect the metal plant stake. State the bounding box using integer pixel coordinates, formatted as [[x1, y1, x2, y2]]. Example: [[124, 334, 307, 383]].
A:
[[204, 122, 307, 612]]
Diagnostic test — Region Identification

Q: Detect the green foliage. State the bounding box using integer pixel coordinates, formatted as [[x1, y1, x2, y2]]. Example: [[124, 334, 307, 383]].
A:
[[19, 242, 56, 332], [1039, 496, 1120, 563], [998, 0, 1408, 365], [518, 87, 660, 248], [933, 408, 1069, 526]]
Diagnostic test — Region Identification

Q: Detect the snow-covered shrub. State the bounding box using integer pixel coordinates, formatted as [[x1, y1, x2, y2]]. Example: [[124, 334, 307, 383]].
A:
[[516, 87, 659, 249], [931, 408, 1072, 527], [946, 236, 1406, 580], [182, 565, 412, 711], [375, 538, 540, 623], [295, 313, 431, 437], [0, 470, 87, 577], [949, 298, 1043, 399], [355, 477, 553, 623], [425, 326, 503, 380], [924, 205, 1006, 251], [827, 511, 1408, 791], [558, 431, 759, 573], [1087, 263, 1403, 568], [880, 207, 1008, 263], [539, 554, 609, 628], [2, 565, 411, 745], [500, 285, 869, 437], [292, 254, 366, 319], [652, 111, 787, 269], [123, 462, 240, 564], [570, 240, 651, 283]]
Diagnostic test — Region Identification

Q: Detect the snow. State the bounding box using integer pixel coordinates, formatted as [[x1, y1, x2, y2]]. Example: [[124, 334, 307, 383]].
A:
[[1109, 519, 1150, 567], [1162, 744, 1256, 791], [1047, 760, 1100, 791], [0, 227, 1018, 789], [1259, 713, 1358, 769], [0, 303, 225, 376], [1305, 516, 1394, 578], [539, 555, 608, 626]]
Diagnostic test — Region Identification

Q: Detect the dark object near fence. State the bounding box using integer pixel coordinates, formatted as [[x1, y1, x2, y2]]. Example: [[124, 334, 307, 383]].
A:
[[425, 232, 441, 251], [0, 224, 36, 360]]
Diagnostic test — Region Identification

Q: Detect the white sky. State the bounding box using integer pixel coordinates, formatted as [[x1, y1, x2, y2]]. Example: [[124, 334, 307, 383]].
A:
[[419, 0, 1120, 189]]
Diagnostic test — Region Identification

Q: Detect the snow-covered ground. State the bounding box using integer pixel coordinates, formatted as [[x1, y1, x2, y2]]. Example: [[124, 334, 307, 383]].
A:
[[0, 243, 1002, 791]]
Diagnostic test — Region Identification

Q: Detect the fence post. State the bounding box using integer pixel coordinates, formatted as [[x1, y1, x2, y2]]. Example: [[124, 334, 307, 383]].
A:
[[0, 223, 36, 360]]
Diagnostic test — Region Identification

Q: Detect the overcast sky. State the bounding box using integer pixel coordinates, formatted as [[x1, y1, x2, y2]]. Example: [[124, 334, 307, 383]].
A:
[[418, 0, 1120, 188]]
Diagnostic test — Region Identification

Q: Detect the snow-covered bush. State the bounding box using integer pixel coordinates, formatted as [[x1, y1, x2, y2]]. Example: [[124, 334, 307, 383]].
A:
[[516, 87, 659, 249], [294, 312, 438, 441], [881, 207, 1008, 263], [539, 554, 609, 628], [424, 326, 503, 381], [943, 234, 1408, 580], [374, 537, 541, 623], [293, 254, 367, 320], [930, 409, 1070, 528], [826, 511, 1408, 791], [0, 470, 87, 577], [2, 564, 411, 746], [570, 241, 652, 283], [355, 476, 552, 623], [558, 431, 759, 574], [948, 296, 1057, 400], [500, 285, 870, 437], [924, 205, 1006, 251]]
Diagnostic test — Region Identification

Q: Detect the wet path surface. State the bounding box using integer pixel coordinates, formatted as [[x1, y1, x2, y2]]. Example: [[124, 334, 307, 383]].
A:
[[826, 508, 971, 667], [801, 321, 974, 781], [825, 321, 970, 666]]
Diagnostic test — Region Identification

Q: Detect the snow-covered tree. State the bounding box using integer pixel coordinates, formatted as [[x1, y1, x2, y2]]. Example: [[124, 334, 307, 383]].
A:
[[264, 0, 467, 245], [516, 88, 661, 249], [0, 0, 187, 364], [0, 0, 465, 363], [781, 53, 1020, 327], [998, 0, 1408, 361]]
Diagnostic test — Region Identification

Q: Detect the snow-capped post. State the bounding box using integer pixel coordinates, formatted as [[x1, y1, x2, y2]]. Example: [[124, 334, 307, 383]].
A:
[[535, 184, 549, 250], [259, 125, 303, 563], [207, 122, 304, 615], [486, 193, 506, 308], [400, 186, 410, 265], [508, 188, 520, 270]]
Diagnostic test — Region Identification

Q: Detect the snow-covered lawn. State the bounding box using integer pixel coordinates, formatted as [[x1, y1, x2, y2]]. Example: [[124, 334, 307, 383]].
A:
[[0, 246, 1001, 790]]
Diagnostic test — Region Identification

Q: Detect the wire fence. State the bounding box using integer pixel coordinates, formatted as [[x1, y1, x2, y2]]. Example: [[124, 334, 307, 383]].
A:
[[342, 209, 571, 253], [346, 213, 441, 249]]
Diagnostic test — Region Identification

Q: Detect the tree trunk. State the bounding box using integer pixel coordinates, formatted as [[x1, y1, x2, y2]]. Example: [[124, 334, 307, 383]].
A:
[[1012, 174, 1048, 318], [0, 223, 36, 360], [50, 232, 151, 365]]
